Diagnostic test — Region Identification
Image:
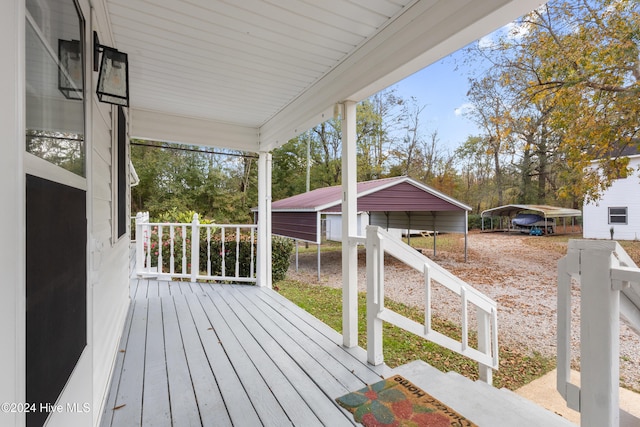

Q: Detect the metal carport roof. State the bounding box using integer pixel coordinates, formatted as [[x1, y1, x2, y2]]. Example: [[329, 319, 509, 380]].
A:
[[267, 176, 471, 243], [481, 204, 582, 219]]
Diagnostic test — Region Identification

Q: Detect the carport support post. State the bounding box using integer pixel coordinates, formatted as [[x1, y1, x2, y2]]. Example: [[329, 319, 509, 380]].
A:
[[342, 100, 358, 348], [257, 151, 272, 288], [464, 211, 468, 262]]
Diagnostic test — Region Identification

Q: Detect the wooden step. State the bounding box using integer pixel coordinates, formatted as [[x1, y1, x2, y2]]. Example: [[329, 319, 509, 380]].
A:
[[394, 360, 576, 427]]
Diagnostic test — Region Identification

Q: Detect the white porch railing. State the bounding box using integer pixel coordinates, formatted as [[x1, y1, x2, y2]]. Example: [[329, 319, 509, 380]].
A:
[[364, 226, 499, 384], [135, 212, 257, 283], [557, 240, 640, 427]]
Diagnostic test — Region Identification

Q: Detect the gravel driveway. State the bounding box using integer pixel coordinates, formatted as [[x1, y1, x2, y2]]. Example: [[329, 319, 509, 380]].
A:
[[286, 231, 640, 391]]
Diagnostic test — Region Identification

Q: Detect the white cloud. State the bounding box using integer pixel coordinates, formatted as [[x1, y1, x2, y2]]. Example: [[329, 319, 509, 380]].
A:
[[454, 103, 475, 116], [505, 21, 530, 40], [477, 35, 495, 49]]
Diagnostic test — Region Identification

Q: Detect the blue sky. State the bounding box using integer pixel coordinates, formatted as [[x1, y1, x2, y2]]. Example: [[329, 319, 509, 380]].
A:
[[387, 18, 531, 152], [390, 48, 481, 153]]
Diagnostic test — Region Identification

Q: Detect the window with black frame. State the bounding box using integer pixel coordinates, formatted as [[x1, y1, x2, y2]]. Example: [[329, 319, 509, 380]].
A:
[[25, 0, 85, 177]]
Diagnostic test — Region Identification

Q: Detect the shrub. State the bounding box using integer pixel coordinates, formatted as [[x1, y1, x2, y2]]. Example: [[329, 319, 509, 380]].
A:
[[272, 236, 294, 282]]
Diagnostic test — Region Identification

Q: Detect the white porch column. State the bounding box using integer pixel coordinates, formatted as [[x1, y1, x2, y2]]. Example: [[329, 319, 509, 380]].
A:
[[341, 100, 358, 347], [0, 1, 25, 425], [257, 151, 273, 288]]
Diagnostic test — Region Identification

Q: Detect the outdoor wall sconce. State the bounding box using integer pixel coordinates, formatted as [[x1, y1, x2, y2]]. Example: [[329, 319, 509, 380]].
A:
[[94, 31, 129, 107], [58, 39, 83, 100]]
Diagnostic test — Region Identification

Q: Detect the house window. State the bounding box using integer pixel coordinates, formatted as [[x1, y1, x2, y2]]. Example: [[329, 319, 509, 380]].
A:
[[608, 207, 628, 224], [25, 0, 85, 177]]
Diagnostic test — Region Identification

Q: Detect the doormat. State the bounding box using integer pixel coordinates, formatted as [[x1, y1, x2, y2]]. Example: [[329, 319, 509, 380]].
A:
[[336, 374, 477, 427]]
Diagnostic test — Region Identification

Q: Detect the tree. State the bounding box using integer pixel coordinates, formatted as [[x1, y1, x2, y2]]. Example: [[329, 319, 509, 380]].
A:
[[465, 72, 515, 205], [357, 89, 406, 180], [130, 141, 259, 223], [454, 136, 499, 212], [271, 136, 309, 200], [477, 0, 640, 203]]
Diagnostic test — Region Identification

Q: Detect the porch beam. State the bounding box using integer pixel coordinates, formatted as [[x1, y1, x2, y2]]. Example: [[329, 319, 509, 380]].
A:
[[341, 100, 358, 348], [130, 108, 260, 152], [257, 152, 273, 288]]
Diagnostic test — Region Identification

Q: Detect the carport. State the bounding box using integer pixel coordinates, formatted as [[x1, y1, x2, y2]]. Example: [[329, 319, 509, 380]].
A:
[[480, 204, 582, 234], [264, 176, 472, 278]]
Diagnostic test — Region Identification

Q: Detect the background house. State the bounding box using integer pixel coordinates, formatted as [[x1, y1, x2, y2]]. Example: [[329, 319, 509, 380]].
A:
[[583, 148, 640, 240]]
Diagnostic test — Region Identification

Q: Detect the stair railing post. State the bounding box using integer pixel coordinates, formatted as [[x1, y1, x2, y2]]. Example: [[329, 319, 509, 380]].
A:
[[190, 213, 200, 282], [366, 226, 384, 365], [577, 241, 620, 427]]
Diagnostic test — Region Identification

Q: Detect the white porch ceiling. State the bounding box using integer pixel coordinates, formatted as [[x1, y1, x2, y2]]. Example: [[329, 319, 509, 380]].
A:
[[102, 0, 543, 152]]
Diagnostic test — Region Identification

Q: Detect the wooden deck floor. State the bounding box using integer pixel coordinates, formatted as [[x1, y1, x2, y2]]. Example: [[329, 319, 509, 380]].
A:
[[100, 278, 392, 426]]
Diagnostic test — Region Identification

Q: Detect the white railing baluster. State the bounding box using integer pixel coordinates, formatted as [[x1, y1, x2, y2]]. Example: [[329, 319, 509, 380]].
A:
[[181, 225, 187, 274], [169, 226, 175, 275], [135, 212, 146, 276], [157, 224, 163, 274], [477, 308, 492, 384], [206, 227, 211, 276], [366, 226, 384, 365], [235, 226, 240, 278], [424, 263, 431, 334], [190, 214, 200, 282], [221, 226, 226, 279], [556, 255, 575, 408], [461, 287, 468, 352], [144, 224, 151, 272], [250, 226, 255, 278]]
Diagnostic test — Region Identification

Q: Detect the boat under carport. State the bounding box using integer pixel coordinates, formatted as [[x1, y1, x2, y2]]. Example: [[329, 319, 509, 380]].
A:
[[480, 204, 582, 234]]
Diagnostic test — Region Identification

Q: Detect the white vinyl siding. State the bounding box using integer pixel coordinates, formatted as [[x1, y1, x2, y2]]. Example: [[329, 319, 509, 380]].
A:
[[583, 156, 640, 240]]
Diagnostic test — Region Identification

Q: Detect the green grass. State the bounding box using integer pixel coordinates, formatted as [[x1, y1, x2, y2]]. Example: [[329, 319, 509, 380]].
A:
[[276, 279, 555, 391]]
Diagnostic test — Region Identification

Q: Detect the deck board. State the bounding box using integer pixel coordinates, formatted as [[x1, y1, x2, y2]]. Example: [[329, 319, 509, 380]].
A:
[[172, 295, 231, 426], [142, 297, 171, 426], [101, 279, 388, 426], [162, 296, 202, 425]]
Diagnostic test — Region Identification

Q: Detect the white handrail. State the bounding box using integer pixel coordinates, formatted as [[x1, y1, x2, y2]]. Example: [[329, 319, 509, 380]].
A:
[[557, 239, 640, 427], [365, 226, 499, 384], [134, 212, 257, 283]]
